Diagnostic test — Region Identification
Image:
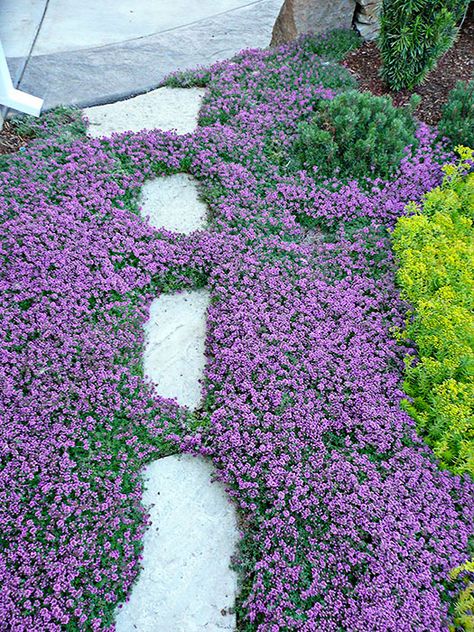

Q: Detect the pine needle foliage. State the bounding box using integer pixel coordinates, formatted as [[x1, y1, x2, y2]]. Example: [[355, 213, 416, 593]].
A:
[[439, 80, 474, 149], [294, 90, 419, 182], [378, 0, 470, 90]]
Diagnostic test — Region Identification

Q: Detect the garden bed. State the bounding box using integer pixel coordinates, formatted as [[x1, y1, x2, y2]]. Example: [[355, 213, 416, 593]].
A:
[[342, 3, 474, 125], [1, 30, 472, 631]]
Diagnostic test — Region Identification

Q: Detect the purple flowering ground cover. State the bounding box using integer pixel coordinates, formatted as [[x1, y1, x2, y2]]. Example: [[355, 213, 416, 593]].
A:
[[1, 34, 473, 631]]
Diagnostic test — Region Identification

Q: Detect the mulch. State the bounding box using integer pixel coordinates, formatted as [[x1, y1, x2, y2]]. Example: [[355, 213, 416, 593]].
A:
[[0, 120, 30, 156], [342, 4, 474, 126]]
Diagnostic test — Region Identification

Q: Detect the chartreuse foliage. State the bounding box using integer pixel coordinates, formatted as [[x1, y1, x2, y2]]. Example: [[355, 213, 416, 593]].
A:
[[294, 90, 419, 182], [439, 80, 474, 149], [393, 149, 474, 632], [379, 0, 470, 90], [392, 146, 474, 476], [450, 558, 474, 632]]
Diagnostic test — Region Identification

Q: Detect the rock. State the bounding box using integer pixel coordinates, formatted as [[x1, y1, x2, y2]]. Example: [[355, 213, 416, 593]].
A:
[[354, 20, 379, 40], [115, 454, 239, 631], [354, 0, 382, 40], [271, 0, 357, 46], [143, 290, 209, 409], [356, 12, 375, 25], [84, 87, 205, 137], [358, 2, 381, 20], [140, 174, 208, 235]]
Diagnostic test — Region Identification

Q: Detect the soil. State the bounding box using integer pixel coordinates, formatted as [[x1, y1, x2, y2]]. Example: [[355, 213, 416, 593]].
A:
[[0, 120, 30, 156], [342, 4, 474, 126]]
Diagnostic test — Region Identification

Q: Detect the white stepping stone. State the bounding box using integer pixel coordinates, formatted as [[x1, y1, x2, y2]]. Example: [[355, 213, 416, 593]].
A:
[[84, 87, 205, 137], [115, 454, 239, 632], [143, 290, 209, 409], [140, 174, 207, 234]]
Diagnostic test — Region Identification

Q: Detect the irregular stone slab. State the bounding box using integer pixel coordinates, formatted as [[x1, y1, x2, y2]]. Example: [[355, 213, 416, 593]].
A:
[[354, 0, 382, 40], [271, 0, 357, 45], [115, 454, 239, 631], [143, 290, 209, 409], [141, 174, 207, 234], [84, 87, 205, 137]]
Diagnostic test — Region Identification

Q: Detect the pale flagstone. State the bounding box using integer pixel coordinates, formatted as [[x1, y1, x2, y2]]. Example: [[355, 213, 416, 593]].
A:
[[115, 454, 239, 632], [140, 174, 208, 234], [84, 87, 205, 137], [107, 91, 238, 629], [117, 288, 240, 631], [143, 290, 210, 410]]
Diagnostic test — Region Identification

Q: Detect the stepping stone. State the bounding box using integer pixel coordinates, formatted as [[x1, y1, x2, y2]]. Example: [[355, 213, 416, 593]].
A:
[[84, 87, 205, 137], [115, 454, 238, 632], [143, 290, 209, 409], [140, 174, 207, 234]]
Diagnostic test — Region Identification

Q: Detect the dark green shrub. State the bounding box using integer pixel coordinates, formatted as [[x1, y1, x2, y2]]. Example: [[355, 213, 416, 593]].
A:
[[439, 80, 474, 148], [378, 0, 470, 90], [293, 90, 419, 181]]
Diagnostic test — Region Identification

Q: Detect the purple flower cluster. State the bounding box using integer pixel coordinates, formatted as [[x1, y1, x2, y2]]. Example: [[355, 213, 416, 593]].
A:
[[0, 134, 211, 630], [0, 36, 472, 630]]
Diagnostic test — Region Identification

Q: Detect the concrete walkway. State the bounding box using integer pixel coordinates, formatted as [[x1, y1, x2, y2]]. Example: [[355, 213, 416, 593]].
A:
[[0, 0, 282, 111]]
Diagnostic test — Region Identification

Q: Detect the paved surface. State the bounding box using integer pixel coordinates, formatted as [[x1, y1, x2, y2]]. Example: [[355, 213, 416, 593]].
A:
[[84, 87, 206, 136], [115, 455, 239, 632], [93, 84, 239, 629], [144, 290, 210, 409], [1, 0, 282, 111], [140, 173, 209, 234]]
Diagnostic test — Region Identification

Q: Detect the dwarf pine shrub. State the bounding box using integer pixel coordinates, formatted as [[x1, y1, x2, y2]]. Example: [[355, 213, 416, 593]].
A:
[[392, 146, 474, 477], [379, 0, 470, 90], [439, 80, 474, 148], [294, 90, 419, 182]]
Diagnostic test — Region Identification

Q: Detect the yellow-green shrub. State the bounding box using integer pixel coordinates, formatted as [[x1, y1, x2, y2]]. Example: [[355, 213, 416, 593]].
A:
[[393, 148, 473, 630], [450, 558, 474, 632], [392, 146, 474, 477]]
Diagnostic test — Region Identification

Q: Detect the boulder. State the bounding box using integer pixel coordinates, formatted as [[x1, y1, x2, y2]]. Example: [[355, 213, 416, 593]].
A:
[[353, 0, 382, 40], [271, 0, 357, 46]]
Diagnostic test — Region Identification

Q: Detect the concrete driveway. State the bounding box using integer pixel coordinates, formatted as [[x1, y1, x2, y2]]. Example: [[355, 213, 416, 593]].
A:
[[0, 0, 283, 110]]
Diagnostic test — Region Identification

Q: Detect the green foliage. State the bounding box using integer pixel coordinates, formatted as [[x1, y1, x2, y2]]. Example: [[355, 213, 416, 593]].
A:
[[439, 80, 474, 148], [392, 146, 474, 477], [11, 105, 87, 141], [378, 0, 469, 90], [0, 107, 88, 172], [298, 28, 362, 62], [162, 68, 211, 88], [293, 90, 419, 181], [450, 558, 474, 632]]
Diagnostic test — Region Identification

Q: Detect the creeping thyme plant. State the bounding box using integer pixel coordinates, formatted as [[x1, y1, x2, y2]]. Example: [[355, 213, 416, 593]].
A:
[[1, 31, 473, 631]]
